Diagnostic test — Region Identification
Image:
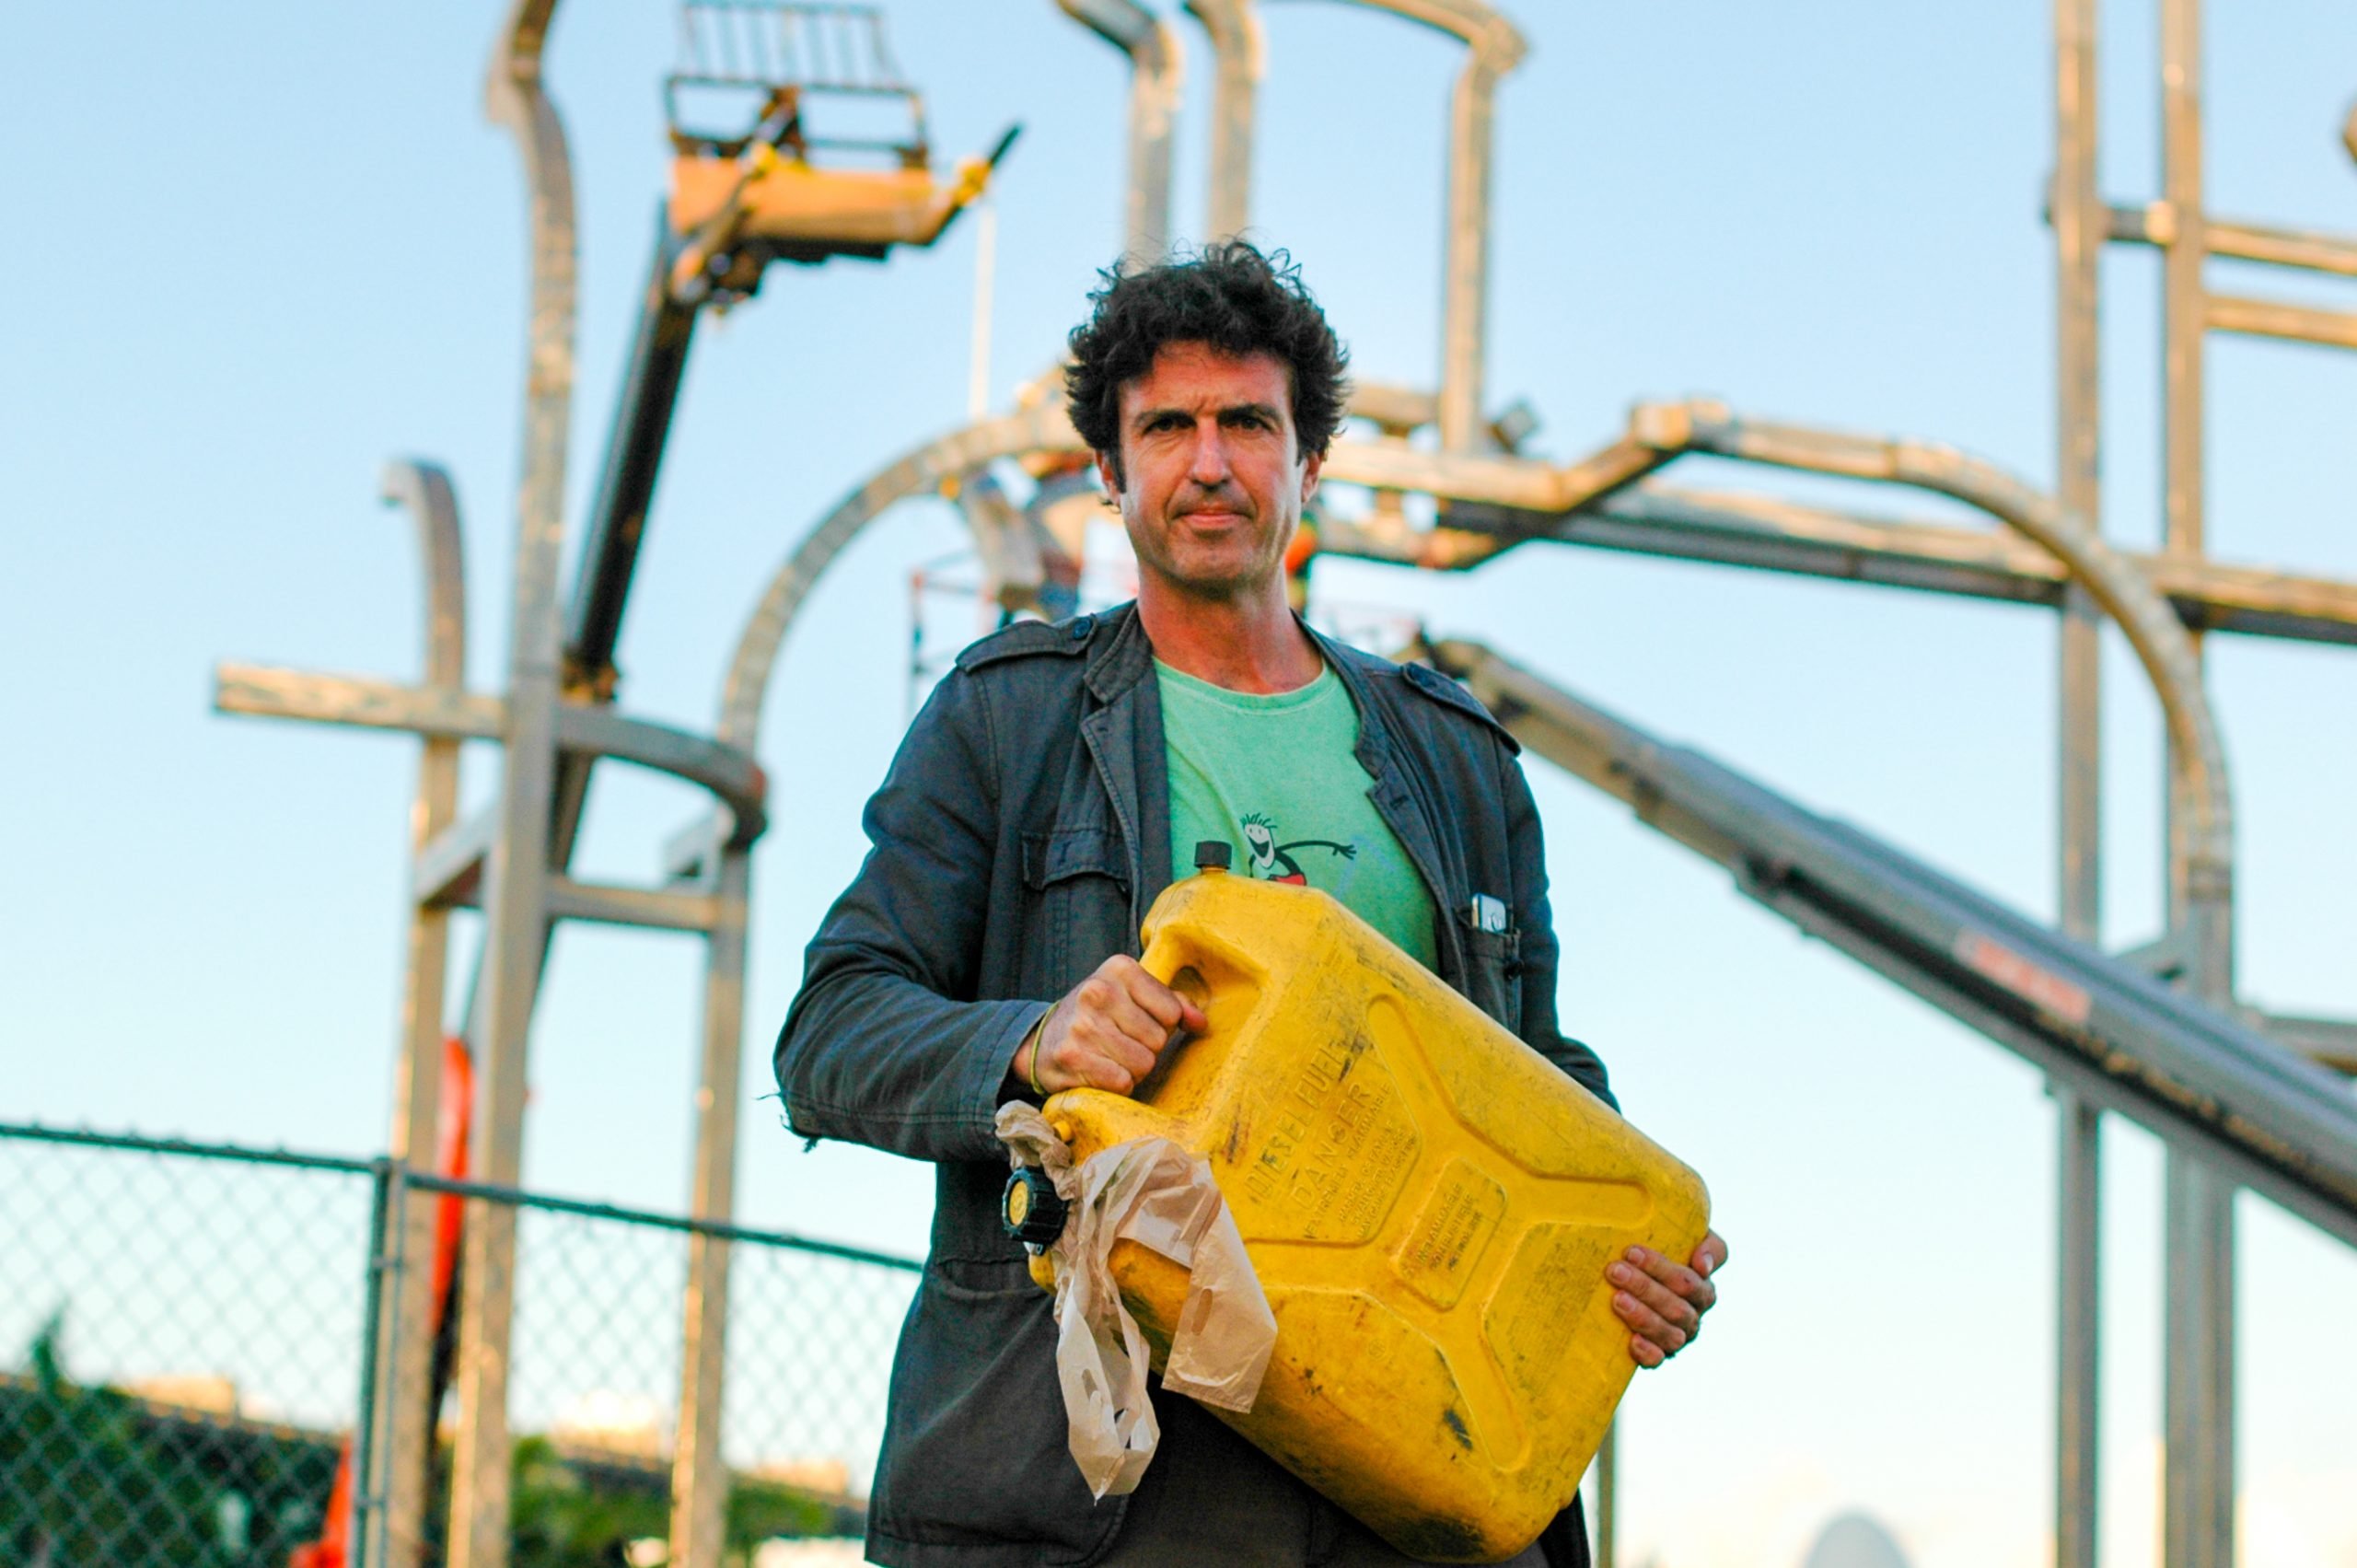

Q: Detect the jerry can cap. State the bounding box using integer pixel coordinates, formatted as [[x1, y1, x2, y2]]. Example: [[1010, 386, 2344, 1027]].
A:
[[1193, 840, 1233, 872], [1002, 1166, 1069, 1250]]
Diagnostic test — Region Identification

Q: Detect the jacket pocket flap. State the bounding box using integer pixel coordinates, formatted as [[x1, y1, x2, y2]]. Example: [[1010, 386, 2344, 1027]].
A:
[[1456, 915, 1524, 972], [1022, 826, 1130, 889]]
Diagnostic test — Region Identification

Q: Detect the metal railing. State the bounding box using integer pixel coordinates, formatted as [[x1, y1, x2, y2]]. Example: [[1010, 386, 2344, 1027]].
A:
[[0, 1123, 918, 1568]]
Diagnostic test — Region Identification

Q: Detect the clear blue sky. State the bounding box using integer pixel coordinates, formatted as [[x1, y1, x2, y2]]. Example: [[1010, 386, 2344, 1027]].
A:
[[4, 2, 2354, 1563]]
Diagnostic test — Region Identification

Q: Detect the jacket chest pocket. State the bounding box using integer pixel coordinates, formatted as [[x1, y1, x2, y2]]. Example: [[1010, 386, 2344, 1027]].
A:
[[1456, 915, 1524, 1032], [1022, 826, 1133, 996]]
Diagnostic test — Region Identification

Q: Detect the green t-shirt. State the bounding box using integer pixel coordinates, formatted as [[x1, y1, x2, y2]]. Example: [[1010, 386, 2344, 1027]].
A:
[[1158, 658, 1439, 970]]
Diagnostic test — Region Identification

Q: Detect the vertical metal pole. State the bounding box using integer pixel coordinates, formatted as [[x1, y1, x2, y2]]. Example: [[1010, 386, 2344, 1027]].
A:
[[1057, 2, 1180, 265], [668, 842, 752, 1568], [1436, 23, 1525, 453], [377, 462, 467, 1568], [451, 7, 578, 1567], [1593, 1417, 1617, 1568], [1186, 0, 1261, 240], [2157, 2, 2235, 1563], [2051, 2, 2104, 1564], [2054, 1095, 2102, 1568], [2165, 1146, 2237, 1568], [968, 201, 996, 423], [351, 1158, 399, 1568], [1122, 20, 1178, 264]]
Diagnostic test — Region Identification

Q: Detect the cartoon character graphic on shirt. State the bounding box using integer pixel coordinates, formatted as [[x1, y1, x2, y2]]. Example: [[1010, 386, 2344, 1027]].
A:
[[1239, 811, 1357, 885]]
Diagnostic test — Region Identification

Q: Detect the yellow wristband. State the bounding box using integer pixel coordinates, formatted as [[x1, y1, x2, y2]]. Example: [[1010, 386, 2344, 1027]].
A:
[[1024, 1019, 1048, 1099]]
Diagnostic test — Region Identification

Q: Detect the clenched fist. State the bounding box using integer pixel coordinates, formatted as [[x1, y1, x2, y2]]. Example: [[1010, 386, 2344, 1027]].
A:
[[1018, 955, 1207, 1097]]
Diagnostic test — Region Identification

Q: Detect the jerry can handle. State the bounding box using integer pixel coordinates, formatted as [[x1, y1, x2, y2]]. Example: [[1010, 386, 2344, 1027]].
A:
[[1136, 840, 1228, 1049], [1138, 929, 1198, 1018]]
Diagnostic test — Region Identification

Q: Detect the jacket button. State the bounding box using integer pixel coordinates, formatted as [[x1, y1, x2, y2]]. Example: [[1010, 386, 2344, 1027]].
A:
[[1070, 615, 1096, 641]]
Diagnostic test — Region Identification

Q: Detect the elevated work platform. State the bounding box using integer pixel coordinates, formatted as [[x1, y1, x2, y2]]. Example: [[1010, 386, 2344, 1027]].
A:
[[1429, 640, 2357, 1249], [663, 0, 1013, 291]]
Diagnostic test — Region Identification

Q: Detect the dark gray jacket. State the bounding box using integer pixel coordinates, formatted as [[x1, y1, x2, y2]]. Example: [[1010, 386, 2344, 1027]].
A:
[[775, 604, 1611, 1567]]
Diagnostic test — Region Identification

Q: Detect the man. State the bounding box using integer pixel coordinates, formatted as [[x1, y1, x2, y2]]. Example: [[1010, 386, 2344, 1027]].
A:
[[776, 242, 1725, 1568]]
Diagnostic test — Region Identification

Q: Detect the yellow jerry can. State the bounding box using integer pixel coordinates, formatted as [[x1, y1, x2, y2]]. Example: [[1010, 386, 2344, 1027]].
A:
[[1026, 862, 1710, 1563]]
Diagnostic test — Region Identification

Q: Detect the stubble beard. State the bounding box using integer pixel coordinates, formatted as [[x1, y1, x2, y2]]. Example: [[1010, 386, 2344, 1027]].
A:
[[1132, 504, 1293, 605]]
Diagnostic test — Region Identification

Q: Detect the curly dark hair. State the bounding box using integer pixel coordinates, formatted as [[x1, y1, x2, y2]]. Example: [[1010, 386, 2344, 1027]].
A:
[[1063, 241, 1351, 484]]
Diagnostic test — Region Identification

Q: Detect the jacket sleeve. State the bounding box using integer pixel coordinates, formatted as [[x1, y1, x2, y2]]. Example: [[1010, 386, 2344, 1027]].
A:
[[773, 668, 1049, 1166], [1500, 740, 1619, 1111]]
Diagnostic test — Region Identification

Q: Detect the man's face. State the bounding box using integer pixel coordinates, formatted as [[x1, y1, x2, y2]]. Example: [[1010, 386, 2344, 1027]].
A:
[[1097, 342, 1323, 604]]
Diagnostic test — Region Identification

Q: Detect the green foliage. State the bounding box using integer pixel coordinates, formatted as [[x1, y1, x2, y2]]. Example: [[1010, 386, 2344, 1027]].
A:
[[508, 1435, 667, 1567], [0, 1310, 330, 1567], [2, 1315, 853, 1568], [501, 1438, 847, 1567]]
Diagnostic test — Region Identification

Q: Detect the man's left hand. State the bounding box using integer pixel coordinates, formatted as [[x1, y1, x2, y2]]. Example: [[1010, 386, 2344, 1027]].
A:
[[1609, 1229, 1727, 1369]]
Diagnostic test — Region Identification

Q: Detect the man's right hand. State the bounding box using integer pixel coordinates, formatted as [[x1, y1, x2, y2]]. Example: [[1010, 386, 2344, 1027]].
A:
[[1023, 955, 1207, 1097]]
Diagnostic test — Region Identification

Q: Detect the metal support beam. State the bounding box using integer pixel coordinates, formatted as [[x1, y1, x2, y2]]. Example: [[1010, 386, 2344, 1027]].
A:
[[1626, 403, 2235, 923], [668, 845, 753, 1568], [1290, 0, 1525, 450], [1435, 11, 1519, 452], [2107, 201, 2357, 276], [1434, 642, 2357, 1245], [2050, 2, 2104, 1560], [2165, 1157, 2237, 1568], [214, 665, 503, 741], [2253, 1013, 2357, 1075], [1058, 0, 1181, 263], [566, 216, 702, 702], [1186, 0, 1261, 240], [1326, 424, 1674, 510], [2157, 5, 2236, 1563], [2206, 293, 2357, 352], [213, 674, 769, 850], [559, 707, 769, 846], [415, 809, 496, 912], [370, 461, 468, 1568], [543, 877, 719, 933], [2054, 1090, 2103, 1568], [449, 4, 578, 1563], [1516, 484, 2357, 645]]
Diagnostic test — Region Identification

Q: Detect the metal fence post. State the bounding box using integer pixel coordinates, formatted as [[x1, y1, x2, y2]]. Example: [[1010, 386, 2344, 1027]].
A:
[[351, 1157, 400, 1568]]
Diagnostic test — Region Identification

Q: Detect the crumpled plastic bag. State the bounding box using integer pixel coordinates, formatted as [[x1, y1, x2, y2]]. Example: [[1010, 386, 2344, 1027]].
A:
[[995, 1100, 1277, 1500]]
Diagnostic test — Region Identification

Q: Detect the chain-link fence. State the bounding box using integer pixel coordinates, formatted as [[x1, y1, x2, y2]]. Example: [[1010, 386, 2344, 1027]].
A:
[[0, 1124, 918, 1568]]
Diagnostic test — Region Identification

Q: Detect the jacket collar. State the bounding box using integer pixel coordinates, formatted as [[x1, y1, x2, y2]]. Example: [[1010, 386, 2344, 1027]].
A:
[[1082, 601, 1156, 704], [1076, 605, 1170, 935]]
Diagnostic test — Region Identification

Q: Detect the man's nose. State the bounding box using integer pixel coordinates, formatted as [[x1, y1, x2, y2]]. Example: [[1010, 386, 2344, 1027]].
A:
[[1186, 420, 1231, 484]]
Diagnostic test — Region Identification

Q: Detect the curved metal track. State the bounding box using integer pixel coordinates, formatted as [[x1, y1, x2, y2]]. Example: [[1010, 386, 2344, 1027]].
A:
[[1434, 639, 2357, 1249]]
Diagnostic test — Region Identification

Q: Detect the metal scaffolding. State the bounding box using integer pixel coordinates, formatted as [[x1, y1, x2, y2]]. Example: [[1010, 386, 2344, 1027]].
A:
[[768, 5, 2357, 1565], [209, 2, 2357, 1566]]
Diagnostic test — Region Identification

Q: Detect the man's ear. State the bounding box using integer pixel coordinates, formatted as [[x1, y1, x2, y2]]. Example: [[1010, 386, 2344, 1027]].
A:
[[1094, 447, 1123, 500], [1299, 446, 1324, 507]]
